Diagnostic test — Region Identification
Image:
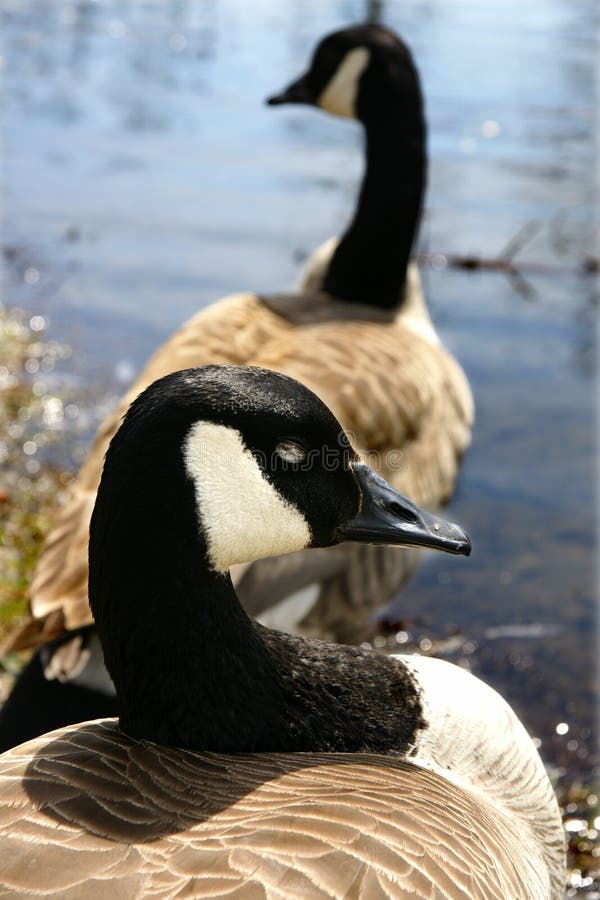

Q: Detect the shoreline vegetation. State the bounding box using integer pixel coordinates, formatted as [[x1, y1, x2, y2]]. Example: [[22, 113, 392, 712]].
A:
[[0, 302, 597, 892], [0, 304, 73, 649]]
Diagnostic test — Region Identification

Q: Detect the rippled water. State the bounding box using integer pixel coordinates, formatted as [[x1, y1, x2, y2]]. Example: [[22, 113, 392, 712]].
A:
[[1, 0, 597, 781]]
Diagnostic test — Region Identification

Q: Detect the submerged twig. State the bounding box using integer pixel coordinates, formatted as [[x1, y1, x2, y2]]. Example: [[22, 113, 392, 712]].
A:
[[416, 220, 598, 288]]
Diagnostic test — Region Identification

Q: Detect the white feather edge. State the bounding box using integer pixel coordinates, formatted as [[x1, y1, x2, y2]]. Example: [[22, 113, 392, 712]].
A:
[[398, 653, 564, 892]]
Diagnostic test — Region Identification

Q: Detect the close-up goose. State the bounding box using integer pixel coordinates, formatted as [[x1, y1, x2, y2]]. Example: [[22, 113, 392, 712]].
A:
[[0, 24, 472, 748], [0, 366, 563, 899]]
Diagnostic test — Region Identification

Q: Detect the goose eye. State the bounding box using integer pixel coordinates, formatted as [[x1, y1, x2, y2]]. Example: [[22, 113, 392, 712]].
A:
[[275, 440, 307, 465]]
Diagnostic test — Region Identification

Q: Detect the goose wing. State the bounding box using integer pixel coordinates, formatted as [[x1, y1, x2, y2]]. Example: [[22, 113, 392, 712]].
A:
[[0, 720, 553, 900]]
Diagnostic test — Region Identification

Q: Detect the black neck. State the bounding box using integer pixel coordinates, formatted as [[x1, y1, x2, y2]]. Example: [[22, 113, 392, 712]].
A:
[[322, 104, 426, 310], [90, 462, 291, 750], [90, 437, 424, 754], [116, 567, 293, 750]]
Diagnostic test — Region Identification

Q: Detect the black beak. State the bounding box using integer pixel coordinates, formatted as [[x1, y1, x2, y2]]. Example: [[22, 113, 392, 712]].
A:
[[336, 463, 471, 557], [266, 74, 314, 107]]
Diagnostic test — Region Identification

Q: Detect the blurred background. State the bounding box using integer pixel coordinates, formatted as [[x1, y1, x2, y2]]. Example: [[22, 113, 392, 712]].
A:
[[0, 0, 598, 891]]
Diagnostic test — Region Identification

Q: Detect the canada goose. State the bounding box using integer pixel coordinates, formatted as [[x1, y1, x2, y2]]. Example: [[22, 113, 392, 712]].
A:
[[0, 367, 563, 899], [0, 24, 472, 747]]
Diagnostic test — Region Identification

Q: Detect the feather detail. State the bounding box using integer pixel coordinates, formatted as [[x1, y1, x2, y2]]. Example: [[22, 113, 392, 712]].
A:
[[0, 720, 559, 899]]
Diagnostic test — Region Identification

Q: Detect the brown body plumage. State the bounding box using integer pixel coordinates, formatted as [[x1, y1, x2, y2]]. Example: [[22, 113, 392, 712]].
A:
[[0, 720, 562, 899]]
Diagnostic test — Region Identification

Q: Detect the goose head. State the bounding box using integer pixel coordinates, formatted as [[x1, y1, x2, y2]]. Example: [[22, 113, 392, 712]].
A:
[[267, 24, 421, 124], [91, 365, 469, 586]]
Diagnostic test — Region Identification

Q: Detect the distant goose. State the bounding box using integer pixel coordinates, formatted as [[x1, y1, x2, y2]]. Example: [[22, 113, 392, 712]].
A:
[[0, 24, 472, 748], [0, 367, 563, 899]]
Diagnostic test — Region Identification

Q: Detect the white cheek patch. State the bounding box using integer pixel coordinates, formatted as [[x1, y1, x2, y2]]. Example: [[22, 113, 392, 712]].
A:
[[317, 47, 370, 119], [184, 421, 311, 572]]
